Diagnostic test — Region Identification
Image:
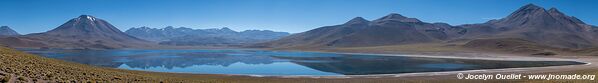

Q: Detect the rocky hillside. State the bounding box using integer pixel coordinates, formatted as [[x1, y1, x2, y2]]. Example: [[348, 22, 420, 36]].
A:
[[458, 4, 598, 48], [257, 14, 465, 48], [258, 4, 598, 49]]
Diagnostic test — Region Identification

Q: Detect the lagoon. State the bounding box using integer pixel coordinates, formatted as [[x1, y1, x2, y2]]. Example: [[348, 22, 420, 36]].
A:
[[20, 49, 584, 76]]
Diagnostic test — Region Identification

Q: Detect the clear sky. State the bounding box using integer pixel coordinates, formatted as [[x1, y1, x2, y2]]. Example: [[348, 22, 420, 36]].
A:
[[1, 0, 597, 34]]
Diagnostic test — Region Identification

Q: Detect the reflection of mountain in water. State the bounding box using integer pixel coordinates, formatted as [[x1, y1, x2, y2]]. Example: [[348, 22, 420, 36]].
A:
[[273, 55, 475, 75], [275, 55, 584, 75], [121, 52, 276, 69], [34, 50, 276, 69]]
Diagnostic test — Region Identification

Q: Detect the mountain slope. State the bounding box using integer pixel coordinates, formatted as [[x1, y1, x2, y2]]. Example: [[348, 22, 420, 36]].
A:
[[124, 26, 203, 41], [259, 4, 598, 49], [258, 14, 465, 48], [0, 26, 20, 36], [0, 15, 151, 49], [259, 17, 370, 48], [459, 4, 598, 48], [331, 14, 464, 47]]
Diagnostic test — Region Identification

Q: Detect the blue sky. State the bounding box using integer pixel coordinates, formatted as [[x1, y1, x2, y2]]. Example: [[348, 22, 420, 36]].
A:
[[0, 0, 597, 34]]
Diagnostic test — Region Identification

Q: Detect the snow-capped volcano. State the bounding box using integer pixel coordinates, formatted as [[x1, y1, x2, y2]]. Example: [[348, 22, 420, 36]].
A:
[[1, 15, 151, 49]]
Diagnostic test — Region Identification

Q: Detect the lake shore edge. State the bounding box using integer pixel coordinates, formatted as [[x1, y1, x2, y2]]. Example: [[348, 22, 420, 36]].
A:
[[3, 46, 598, 82]]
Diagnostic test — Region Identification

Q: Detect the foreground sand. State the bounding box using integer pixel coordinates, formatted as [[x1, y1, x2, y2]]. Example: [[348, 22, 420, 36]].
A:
[[1, 45, 598, 83]]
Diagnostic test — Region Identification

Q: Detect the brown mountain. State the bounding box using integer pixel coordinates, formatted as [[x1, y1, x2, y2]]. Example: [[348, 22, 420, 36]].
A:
[[255, 17, 370, 48], [459, 4, 598, 48], [257, 14, 465, 48], [258, 4, 598, 49], [0, 15, 151, 49]]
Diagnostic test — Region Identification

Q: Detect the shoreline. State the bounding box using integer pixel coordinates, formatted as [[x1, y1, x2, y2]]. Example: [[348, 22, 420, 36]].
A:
[[203, 48, 598, 79]]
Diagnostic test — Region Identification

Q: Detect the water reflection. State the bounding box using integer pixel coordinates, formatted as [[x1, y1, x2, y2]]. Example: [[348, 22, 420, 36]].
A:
[[36, 49, 278, 69], [278, 56, 582, 75]]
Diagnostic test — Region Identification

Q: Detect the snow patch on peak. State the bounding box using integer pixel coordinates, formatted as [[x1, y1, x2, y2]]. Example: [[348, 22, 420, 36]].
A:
[[86, 16, 96, 21], [78, 15, 96, 21]]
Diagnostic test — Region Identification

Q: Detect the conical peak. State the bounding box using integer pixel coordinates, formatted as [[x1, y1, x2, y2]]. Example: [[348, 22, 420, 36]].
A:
[[375, 13, 422, 23], [381, 13, 408, 19], [46, 15, 131, 38], [77, 15, 97, 21], [503, 3, 550, 20], [521, 4, 543, 10], [547, 8, 563, 14], [221, 27, 234, 31], [0, 26, 20, 35], [0, 26, 13, 31], [547, 7, 566, 18], [344, 17, 369, 25], [514, 4, 546, 14], [387, 13, 404, 17], [350, 17, 367, 22], [548, 7, 558, 11], [79, 15, 94, 18]]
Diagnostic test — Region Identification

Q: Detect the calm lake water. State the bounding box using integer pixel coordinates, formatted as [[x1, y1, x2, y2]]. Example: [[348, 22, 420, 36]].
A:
[[20, 49, 584, 76]]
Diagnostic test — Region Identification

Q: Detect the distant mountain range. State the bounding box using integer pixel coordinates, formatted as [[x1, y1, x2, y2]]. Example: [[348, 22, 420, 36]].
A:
[[0, 15, 152, 49], [0, 26, 20, 36], [125, 27, 290, 46], [257, 4, 598, 49]]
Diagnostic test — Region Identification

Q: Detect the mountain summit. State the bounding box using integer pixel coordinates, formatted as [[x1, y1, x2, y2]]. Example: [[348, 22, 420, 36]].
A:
[[374, 13, 422, 23], [45, 15, 135, 38], [257, 13, 461, 48], [0, 15, 150, 49], [259, 4, 598, 49], [0, 26, 20, 36], [343, 17, 369, 25], [461, 4, 598, 48]]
